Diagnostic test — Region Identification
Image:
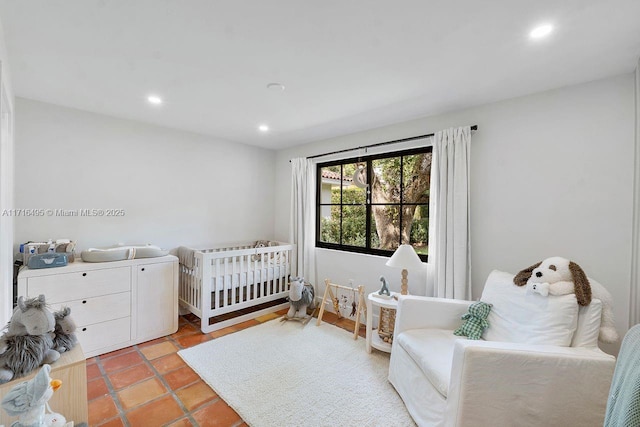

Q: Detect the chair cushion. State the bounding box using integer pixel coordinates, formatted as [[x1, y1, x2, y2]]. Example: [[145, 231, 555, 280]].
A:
[[480, 270, 579, 346], [572, 298, 602, 348], [397, 329, 464, 397]]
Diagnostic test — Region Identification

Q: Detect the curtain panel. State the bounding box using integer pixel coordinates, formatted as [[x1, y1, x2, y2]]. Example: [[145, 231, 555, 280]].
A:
[[428, 126, 472, 300], [290, 158, 316, 286]]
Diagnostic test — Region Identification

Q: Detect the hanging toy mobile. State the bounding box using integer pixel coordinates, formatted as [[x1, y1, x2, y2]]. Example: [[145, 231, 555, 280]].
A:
[[352, 163, 368, 189]]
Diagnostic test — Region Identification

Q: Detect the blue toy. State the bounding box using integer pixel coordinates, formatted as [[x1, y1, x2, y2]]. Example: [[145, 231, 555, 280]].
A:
[[378, 276, 391, 296]]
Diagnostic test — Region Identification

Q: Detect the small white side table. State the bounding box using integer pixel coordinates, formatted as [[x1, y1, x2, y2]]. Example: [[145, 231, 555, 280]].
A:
[[366, 291, 399, 353]]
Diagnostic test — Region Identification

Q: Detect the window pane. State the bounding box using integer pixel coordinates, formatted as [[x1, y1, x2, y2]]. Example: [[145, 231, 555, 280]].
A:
[[402, 153, 431, 204], [370, 206, 400, 250], [408, 204, 429, 256], [319, 165, 342, 204], [372, 157, 400, 203], [342, 205, 366, 247], [342, 162, 367, 205], [319, 206, 340, 244]]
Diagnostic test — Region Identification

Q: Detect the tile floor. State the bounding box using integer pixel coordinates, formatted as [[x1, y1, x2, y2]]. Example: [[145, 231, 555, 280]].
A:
[[86, 309, 366, 426]]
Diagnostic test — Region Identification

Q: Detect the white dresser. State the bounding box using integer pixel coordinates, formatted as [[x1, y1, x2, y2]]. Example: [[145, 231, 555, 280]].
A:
[[17, 255, 179, 358]]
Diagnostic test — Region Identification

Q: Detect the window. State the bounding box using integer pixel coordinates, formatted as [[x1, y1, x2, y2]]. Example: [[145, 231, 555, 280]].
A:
[[316, 147, 431, 261]]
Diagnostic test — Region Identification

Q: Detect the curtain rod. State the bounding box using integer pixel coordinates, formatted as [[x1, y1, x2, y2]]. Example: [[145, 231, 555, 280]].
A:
[[301, 125, 477, 161]]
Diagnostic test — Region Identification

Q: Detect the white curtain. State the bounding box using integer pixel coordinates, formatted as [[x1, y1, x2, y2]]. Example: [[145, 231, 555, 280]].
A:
[[290, 158, 316, 285], [428, 126, 472, 299]]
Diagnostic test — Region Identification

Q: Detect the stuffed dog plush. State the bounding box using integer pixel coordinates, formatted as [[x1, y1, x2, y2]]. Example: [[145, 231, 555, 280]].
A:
[[514, 256, 619, 343], [515, 256, 592, 306]]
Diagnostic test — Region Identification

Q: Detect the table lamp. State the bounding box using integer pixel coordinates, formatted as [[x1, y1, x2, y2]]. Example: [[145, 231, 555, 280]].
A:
[[385, 244, 424, 295]]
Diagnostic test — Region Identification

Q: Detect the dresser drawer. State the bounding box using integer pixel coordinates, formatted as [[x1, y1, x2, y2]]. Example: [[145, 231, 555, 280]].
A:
[[25, 267, 130, 303], [76, 317, 131, 355], [49, 292, 131, 327]]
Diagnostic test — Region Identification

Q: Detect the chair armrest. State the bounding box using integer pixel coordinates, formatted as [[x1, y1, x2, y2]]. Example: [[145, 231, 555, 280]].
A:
[[445, 340, 616, 427], [394, 295, 472, 335]]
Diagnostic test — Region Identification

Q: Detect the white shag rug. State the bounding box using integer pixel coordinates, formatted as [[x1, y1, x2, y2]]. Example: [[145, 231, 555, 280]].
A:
[[178, 319, 415, 427]]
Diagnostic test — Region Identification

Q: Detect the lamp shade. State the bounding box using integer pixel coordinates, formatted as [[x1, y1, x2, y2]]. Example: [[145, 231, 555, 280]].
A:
[[385, 244, 424, 270]]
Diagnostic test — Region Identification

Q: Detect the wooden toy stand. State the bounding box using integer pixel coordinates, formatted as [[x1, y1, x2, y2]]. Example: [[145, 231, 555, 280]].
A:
[[316, 279, 366, 339]]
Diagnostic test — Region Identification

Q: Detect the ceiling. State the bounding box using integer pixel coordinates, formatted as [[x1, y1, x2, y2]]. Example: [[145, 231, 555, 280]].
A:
[[1, 1, 639, 150]]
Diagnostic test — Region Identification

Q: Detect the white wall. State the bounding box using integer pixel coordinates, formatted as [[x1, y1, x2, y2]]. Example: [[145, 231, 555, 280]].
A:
[[0, 16, 14, 325], [14, 98, 277, 253], [275, 74, 635, 346], [632, 60, 640, 327], [0, 16, 13, 101]]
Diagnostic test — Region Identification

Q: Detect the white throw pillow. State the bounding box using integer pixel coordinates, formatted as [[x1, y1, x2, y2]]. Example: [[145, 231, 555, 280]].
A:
[[571, 298, 602, 348], [480, 270, 579, 346]]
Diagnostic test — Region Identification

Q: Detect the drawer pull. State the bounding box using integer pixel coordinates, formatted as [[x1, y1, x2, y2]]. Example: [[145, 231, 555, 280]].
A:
[[141, 268, 145, 272], [82, 300, 87, 304], [82, 273, 87, 277], [82, 327, 87, 331]]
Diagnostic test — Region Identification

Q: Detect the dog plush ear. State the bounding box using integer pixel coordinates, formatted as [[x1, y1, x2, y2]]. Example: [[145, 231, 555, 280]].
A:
[[569, 261, 592, 306], [513, 262, 541, 287]]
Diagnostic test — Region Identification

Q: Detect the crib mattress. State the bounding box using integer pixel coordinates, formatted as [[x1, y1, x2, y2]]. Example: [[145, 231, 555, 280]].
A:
[[210, 265, 289, 290]]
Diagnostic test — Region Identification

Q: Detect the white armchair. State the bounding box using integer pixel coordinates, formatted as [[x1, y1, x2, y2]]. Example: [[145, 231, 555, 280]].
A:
[[388, 271, 617, 427]]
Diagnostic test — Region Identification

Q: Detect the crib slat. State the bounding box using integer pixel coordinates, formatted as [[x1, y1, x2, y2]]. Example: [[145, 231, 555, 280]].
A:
[[239, 254, 245, 303], [273, 252, 279, 295], [214, 258, 221, 310], [278, 250, 284, 294], [194, 257, 201, 311], [252, 254, 258, 301], [231, 255, 237, 307], [261, 252, 266, 298], [221, 257, 231, 307]]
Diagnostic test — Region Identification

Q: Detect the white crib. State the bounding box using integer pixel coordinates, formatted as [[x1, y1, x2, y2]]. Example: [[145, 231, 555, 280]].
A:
[[178, 242, 294, 333]]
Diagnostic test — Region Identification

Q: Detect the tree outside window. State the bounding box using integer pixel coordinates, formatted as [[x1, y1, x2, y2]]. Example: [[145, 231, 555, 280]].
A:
[[317, 147, 431, 260]]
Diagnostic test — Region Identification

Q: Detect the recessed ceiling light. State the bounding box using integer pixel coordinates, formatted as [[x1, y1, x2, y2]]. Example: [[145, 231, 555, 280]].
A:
[[147, 95, 163, 105], [258, 124, 269, 132], [530, 24, 553, 39], [266, 83, 285, 91]]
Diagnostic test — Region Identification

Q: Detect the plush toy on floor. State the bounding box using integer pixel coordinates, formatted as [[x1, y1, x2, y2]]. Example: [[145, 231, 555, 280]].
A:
[[0, 295, 60, 384], [454, 301, 493, 340], [52, 307, 78, 354], [283, 277, 316, 325], [514, 256, 619, 343], [1, 364, 66, 427]]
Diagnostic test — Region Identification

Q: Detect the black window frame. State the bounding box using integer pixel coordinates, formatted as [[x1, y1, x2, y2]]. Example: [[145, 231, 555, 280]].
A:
[[315, 146, 431, 261]]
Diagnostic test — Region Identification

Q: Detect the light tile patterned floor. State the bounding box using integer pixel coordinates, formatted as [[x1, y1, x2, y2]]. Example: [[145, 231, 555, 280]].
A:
[[87, 309, 365, 426]]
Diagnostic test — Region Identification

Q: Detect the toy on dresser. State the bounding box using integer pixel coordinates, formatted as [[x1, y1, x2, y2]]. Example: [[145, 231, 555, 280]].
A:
[[0, 296, 60, 384]]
